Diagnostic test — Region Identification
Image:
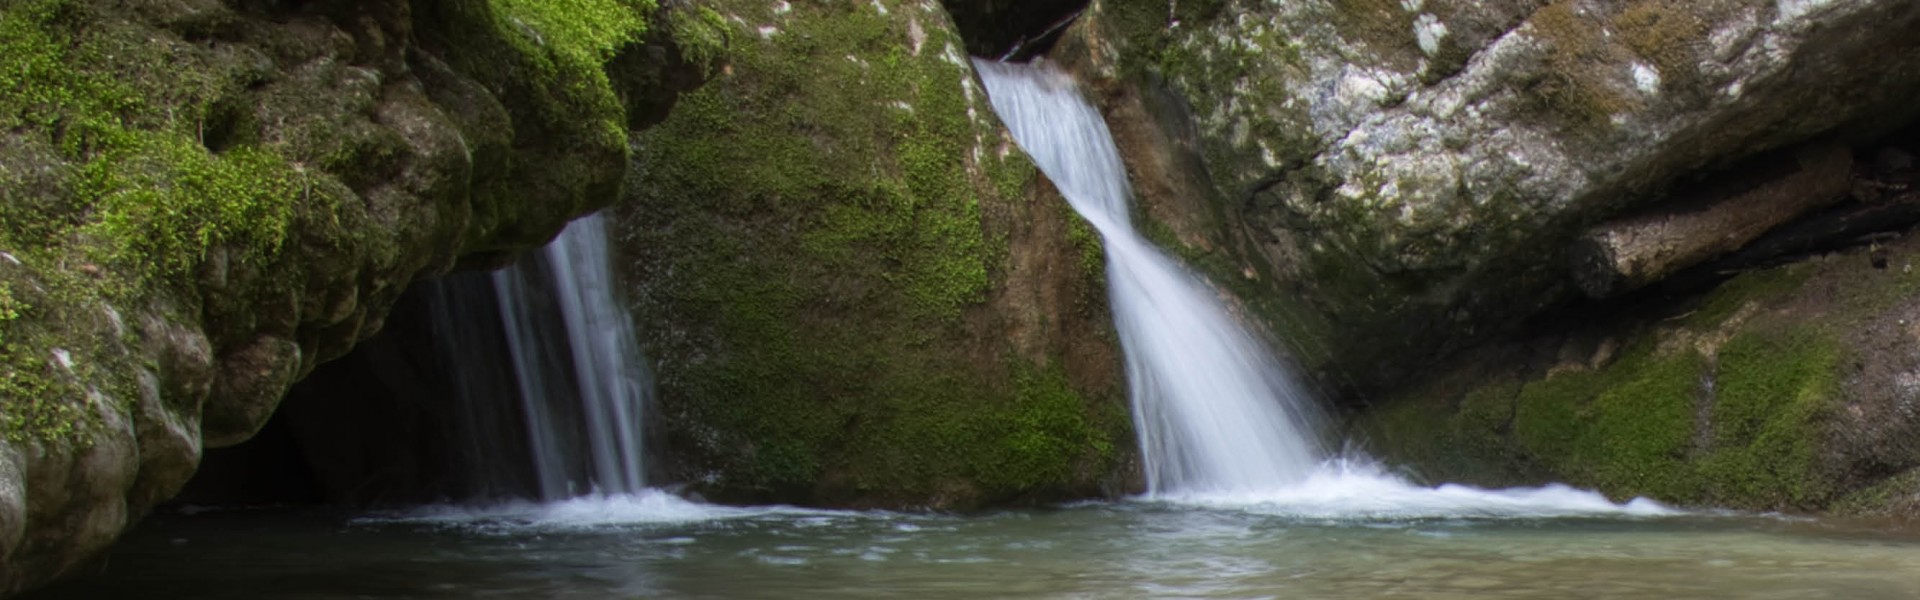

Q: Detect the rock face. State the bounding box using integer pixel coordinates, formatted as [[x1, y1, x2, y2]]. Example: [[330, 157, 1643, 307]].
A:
[[1060, 0, 1920, 393], [617, 0, 1133, 508], [1044, 0, 1920, 511], [1355, 230, 1920, 514], [0, 0, 703, 593]]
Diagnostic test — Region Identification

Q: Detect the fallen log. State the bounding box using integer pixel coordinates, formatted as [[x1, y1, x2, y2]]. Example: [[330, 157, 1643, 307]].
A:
[[1572, 143, 1855, 298], [1713, 189, 1920, 269]]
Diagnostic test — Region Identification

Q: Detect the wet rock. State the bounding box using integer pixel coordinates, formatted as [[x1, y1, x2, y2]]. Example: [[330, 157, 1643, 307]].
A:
[[0, 0, 709, 594], [617, 0, 1133, 509]]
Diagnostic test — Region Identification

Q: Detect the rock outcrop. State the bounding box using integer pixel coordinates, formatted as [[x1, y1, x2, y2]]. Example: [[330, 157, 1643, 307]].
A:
[[1058, 0, 1920, 393], [1040, 0, 1920, 512], [617, 0, 1133, 508], [0, 0, 706, 592]]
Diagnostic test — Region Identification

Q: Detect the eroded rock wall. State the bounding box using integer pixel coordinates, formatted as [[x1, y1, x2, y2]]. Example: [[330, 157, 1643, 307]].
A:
[[0, 0, 705, 592]]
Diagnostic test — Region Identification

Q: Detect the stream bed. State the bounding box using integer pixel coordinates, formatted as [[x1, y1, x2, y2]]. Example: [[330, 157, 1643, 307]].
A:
[[36, 491, 1920, 599]]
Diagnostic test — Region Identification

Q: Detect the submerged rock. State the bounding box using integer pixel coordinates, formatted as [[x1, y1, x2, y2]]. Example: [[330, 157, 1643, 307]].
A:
[[0, 0, 704, 593]]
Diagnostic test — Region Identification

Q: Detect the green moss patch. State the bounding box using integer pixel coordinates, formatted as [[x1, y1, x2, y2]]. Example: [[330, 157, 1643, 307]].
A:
[[1512, 341, 1704, 500], [1, 0, 301, 288], [1699, 328, 1839, 508], [78, 135, 301, 279], [624, 1, 1123, 507]]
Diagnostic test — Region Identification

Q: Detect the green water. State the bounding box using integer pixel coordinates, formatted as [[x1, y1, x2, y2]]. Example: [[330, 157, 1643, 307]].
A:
[[34, 495, 1920, 599]]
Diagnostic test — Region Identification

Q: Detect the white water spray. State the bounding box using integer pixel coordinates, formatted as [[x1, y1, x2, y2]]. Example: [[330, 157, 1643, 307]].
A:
[[976, 60, 1671, 515]]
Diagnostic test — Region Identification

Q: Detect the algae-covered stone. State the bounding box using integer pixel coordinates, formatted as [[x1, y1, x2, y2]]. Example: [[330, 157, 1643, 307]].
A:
[[618, 0, 1131, 508]]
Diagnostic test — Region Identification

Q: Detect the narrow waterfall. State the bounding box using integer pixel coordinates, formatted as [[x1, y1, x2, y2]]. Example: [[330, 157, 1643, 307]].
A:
[[975, 61, 1325, 496], [487, 213, 654, 499]]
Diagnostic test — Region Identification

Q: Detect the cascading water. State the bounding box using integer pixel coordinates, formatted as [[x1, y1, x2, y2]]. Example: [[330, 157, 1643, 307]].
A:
[[975, 60, 1324, 496], [975, 60, 1668, 515], [485, 213, 655, 499]]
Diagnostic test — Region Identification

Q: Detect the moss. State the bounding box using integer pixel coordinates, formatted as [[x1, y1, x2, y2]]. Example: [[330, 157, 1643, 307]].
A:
[[1354, 392, 1461, 480], [0, 0, 142, 145], [1831, 468, 1920, 517], [1512, 340, 1704, 500], [1613, 0, 1706, 90], [0, 283, 20, 330], [0, 265, 108, 447], [1699, 327, 1839, 508], [983, 364, 1116, 491], [490, 0, 653, 63], [1682, 263, 1816, 328], [0, 0, 312, 294], [1455, 381, 1518, 457], [1523, 2, 1635, 129], [1383, 288, 1845, 509], [667, 6, 731, 75], [482, 0, 652, 149], [1353, 373, 1543, 486], [1064, 212, 1105, 283], [626, 1, 1122, 507], [77, 135, 302, 281], [1584, 346, 1703, 499], [0, 346, 92, 446]]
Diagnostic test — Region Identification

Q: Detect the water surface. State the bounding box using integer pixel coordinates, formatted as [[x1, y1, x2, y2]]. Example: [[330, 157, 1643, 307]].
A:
[[39, 492, 1920, 599]]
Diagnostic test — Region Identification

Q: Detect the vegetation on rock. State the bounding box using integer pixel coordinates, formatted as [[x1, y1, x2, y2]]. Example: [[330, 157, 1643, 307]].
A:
[[621, 0, 1128, 508], [1355, 244, 1919, 513], [0, 0, 710, 594]]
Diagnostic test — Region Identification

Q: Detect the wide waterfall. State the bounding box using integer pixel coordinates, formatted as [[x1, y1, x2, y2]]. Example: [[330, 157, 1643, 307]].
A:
[[975, 60, 1324, 496]]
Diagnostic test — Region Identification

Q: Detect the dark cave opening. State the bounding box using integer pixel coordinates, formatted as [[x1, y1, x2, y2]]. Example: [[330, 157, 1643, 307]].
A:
[[174, 270, 605, 508], [942, 0, 1088, 61], [175, 274, 523, 507]]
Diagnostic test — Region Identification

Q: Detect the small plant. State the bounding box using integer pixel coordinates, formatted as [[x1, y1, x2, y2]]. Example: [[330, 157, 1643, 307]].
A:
[[0, 283, 19, 322], [0, 282, 21, 349]]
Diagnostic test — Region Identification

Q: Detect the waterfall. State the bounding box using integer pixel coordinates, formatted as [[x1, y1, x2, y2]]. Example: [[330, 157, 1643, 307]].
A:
[[488, 213, 654, 499], [975, 60, 1325, 497]]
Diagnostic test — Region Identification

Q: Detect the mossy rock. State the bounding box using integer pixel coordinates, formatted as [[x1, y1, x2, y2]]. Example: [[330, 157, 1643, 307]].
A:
[[0, 0, 710, 593], [618, 0, 1131, 508], [1353, 238, 1920, 513]]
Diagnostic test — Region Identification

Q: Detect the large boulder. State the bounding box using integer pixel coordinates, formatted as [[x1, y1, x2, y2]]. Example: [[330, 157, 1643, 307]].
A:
[[0, 0, 704, 593], [1057, 0, 1920, 393], [617, 0, 1133, 508]]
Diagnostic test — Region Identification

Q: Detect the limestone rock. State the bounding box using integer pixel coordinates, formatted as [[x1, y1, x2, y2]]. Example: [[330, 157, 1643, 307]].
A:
[[1061, 0, 1920, 392], [0, 0, 705, 593]]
